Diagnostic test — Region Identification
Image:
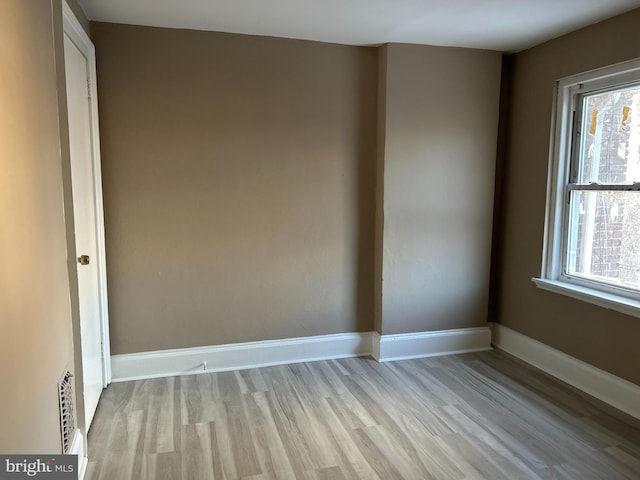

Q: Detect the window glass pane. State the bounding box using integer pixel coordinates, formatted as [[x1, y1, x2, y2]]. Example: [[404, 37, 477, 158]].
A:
[[578, 85, 640, 185], [567, 190, 640, 291]]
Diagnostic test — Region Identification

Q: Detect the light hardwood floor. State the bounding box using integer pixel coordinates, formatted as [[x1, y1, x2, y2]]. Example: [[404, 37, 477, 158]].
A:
[[86, 351, 640, 479]]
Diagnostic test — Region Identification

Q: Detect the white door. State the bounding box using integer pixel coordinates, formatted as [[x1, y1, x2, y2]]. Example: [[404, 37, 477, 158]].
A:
[[63, 7, 109, 430]]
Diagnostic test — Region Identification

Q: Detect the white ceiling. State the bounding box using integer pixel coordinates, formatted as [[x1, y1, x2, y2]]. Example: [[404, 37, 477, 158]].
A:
[[77, 0, 640, 52]]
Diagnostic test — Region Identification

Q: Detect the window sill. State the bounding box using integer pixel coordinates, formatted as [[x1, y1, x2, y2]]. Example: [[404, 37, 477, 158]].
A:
[[531, 278, 640, 319]]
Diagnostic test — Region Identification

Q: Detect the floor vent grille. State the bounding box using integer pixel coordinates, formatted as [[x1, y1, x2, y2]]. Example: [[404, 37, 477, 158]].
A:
[[58, 371, 75, 454]]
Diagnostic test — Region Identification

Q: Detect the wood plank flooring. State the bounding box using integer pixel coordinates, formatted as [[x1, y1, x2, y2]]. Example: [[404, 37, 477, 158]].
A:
[[86, 351, 640, 479]]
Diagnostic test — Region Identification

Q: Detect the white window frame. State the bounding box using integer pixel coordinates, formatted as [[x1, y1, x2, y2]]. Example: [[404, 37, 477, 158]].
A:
[[533, 57, 640, 318]]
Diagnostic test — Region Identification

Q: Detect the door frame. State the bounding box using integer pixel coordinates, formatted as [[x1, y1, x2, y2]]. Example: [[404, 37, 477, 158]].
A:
[[63, 1, 111, 386]]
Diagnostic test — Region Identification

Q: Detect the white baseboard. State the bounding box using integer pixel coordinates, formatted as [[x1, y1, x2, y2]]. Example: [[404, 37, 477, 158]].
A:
[[69, 429, 87, 480], [111, 332, 374, 382], [489, 322, 640, 420], [111, 328, 495, 382], [373, 326, 492, 362]]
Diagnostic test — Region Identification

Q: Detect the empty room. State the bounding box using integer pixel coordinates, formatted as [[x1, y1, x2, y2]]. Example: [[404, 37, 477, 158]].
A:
[[2, 0, 640, 479]]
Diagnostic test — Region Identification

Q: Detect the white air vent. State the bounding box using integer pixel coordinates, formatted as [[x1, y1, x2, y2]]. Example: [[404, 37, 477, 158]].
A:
[[58, 371, 76, 454]]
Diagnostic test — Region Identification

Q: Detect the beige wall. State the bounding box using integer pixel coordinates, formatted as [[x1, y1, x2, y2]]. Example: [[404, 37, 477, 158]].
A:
[[0, 0, 76, 453], [495, 8, 640, 385], [92, 23, 377, 354], [378, 44, 501, 334]]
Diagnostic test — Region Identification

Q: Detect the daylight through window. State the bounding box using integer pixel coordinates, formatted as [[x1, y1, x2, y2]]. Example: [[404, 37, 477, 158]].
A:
[[537, 58, 640, 311], [567, 84, 640, 291]]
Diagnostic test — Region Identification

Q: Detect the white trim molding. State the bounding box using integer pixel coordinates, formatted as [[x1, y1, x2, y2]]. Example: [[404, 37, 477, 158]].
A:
[[111, 327, 493, 382], [63, 1, 112, 385], [111, 332, 374, 382], [490, 322, 640, 420], [69, 429, 87, 480], [532, 278, 640, 319], [372, 327, 492, 362]]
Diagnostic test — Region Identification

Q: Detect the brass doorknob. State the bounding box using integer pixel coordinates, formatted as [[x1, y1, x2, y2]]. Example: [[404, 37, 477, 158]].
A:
[[77, 255, 90, 265]]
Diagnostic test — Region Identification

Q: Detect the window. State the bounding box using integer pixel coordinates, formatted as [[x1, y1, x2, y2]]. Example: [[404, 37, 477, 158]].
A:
[[534, 58, 640, 317]]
